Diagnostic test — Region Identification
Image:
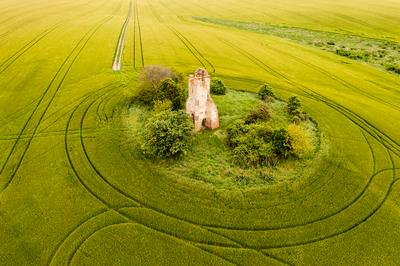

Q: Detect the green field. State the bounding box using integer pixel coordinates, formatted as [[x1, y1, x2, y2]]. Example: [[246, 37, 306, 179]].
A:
[[1, 0, 400, 265]]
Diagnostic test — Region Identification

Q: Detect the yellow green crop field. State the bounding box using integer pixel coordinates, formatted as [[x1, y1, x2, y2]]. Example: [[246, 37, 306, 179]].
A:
[[1, 0, 400, 265]]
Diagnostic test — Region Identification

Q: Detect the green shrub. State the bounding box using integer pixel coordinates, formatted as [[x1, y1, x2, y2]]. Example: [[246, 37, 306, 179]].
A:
[[133, 66, 184, 107], [258, 83, 274, 100], [158, 78, 185, 110], [287, 96, 302, 116], [141, 110, 193, 158], [250, 123, 274, 142], [336, 48, 351, 57], [271, 128, 292, 158], [153, 99, 172, 112], [244, 103, 271, 124], [336, 48, 365, 60], [232, 135, 274, 167], [226, 121, 249, 148], [229, 123, 275, 167], [210, 78, 227, 95], [134, 78, 185, 110], [287, 124, 314, 157], [133, 85, 158, 106]]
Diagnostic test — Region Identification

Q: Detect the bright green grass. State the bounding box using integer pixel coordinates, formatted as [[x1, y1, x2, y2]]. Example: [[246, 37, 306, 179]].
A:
[[0, 0, 400, 265]]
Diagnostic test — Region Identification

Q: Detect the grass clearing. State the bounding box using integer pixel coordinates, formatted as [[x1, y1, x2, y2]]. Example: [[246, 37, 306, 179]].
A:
[[125, 89, 324, 189]]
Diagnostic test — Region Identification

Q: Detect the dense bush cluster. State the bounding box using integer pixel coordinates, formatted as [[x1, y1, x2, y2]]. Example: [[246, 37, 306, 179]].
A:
[[227, 122, 275, 166], [135, 66, 194, 158], [133, 66, 185, 110], [210, 78, 227, 95], [141, 110, 193, 158], [258, 83, 275, 101], [226, 95, 314, 167], [227, 120, 313, 167], [244, 103, 271, 124]]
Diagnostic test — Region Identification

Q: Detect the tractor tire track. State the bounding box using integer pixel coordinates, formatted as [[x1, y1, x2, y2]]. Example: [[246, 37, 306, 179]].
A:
[[65, 91, 247, 260], [0, 0, 111, 75], [222, 39, 400, 157], [147, 0, 215, 73], [133, 0, 145, 71], [0, 23, 63, 75], [260, 178, 399, 249], [36, 82, 120, 133], [264, 44, 400, 112], [66, 222, 235, 266], [47, 209, 111, 266], [78, 90, 143, 205], [112, 1, 132, 71], [0, 0, 93, 42], [0, 128, 130, 141], [0, 11, 120, 193], [186, 40, 394, 239], [68, 89, 289, 265], [65, 85, 136, 208]]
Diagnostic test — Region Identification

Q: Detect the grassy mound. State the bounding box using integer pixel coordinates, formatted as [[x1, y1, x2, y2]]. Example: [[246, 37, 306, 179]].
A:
[[126, 89, 324, 189]]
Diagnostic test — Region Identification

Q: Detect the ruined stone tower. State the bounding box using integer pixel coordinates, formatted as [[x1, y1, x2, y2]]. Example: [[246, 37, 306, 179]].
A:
[[186, 69, 219, 131]]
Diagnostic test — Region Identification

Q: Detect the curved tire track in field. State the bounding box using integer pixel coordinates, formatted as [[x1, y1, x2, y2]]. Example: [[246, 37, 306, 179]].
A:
[[47, 209, 111, 266], [178, 39, 395, 245], [199, 39, 400, 246], [222, 39, 400, 157], [66, 222, 238, 266], [66, 35, 399, 255], [65, 85, 135, 208], [64, 91, 242, 263], [0, 9, 121, 193], [259, 178, 400, 249], [64, 87, 290, 265], [112, 1, 132, 71]]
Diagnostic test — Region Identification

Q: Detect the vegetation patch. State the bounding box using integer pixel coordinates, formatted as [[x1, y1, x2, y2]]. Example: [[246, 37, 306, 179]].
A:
[[194, 17, 400, 74], [210, 77, 227, 95], [127, 79, 323, 189]]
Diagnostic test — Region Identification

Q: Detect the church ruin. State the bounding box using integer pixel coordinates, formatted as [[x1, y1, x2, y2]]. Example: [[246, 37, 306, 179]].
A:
[[186, 69, 219, 131]]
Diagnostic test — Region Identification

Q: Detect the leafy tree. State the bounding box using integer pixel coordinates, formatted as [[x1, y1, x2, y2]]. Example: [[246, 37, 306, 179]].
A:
[[210, 78, 227, 95], [134, 66, 184, 107], [158, 78, 185, 111], [258, 83, 275, 101], [287, 96, 302, 116], [271, 128, 292, 158], [141, 110, 193, 158]]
